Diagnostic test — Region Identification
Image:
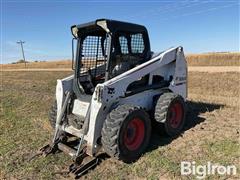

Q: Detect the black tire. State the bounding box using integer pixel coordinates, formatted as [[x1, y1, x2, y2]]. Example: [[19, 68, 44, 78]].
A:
[[154, 92, 186, 137], [101, 104, 151, 163], [48, 101, 57, 129]]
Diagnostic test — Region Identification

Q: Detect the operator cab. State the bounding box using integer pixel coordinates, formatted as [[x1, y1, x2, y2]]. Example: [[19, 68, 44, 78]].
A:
[[71, 19, 151, 95]]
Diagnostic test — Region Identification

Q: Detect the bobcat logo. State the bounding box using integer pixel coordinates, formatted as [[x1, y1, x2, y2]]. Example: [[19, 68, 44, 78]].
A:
[[107, 87, 115, 94]]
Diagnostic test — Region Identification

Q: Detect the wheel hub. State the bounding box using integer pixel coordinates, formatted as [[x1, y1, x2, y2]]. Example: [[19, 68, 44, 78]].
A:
[[169, 102, 183, 128], [124, 118, 145, 151]]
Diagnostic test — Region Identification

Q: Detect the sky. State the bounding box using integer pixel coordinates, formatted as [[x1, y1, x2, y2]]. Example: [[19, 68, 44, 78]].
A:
[[1, 0, 239, 63]]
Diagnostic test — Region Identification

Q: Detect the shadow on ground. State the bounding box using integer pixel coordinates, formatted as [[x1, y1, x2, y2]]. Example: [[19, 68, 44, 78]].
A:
[[147, 100, 224, 152]]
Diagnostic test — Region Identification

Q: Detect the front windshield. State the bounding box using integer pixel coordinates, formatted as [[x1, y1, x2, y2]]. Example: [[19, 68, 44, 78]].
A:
[[79, 32, 110, 83]]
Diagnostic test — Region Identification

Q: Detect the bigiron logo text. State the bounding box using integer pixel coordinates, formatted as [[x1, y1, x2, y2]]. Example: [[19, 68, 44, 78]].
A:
[[181, 161, 237, 179]]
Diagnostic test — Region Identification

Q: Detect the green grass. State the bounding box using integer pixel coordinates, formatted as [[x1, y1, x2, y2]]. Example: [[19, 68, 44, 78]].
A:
[[0, 93, 61, 179], [0, 72, 72, 179], [0, 71, 239, 179], [204, 140, 240, 165]]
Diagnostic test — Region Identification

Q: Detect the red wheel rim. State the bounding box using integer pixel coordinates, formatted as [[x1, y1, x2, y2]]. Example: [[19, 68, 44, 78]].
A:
[[168, 102, 183, 128], [124, 118, 145, 151]]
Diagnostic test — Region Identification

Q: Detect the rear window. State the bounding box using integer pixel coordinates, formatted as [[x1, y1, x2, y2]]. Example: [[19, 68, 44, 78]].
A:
[[117, 33, 145, 54], [130, 33, 145, 53]]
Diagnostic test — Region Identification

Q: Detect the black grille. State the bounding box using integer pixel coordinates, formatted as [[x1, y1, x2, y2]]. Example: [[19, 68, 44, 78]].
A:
[[80, 35, 109, 78]]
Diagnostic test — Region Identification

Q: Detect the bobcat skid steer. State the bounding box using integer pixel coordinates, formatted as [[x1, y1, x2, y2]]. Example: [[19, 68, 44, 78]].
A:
[[41, 19, 187, 178]]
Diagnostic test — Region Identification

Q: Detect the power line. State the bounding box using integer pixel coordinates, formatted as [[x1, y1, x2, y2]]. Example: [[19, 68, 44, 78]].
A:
[[16, 40, 26, 68]]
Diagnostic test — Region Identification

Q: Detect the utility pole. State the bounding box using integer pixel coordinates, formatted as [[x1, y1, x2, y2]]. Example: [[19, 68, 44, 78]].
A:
[[17, 40, 26, 68]]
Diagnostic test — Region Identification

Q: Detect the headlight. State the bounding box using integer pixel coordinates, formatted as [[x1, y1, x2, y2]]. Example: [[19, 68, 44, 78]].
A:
[[71, 26, 79, 38]]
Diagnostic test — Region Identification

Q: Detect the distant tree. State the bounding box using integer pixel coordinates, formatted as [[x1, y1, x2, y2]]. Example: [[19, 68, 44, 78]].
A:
[[16, 59, 29, 64]]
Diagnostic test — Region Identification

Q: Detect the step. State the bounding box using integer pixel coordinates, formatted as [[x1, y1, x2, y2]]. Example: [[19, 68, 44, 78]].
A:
[[62, 125, 83, 137], [58, 142, 76, 157]]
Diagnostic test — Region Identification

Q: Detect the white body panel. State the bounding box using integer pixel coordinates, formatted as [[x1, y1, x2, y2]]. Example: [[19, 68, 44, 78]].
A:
[[55, 46, 187, 156], [118, 90, 163, 110]]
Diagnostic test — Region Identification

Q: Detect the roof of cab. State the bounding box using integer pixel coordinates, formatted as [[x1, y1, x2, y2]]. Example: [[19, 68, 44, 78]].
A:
[[72, 19, 148, 35]]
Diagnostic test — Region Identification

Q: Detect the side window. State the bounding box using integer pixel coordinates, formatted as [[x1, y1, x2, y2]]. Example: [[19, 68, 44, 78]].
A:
[[119, 36, 129, 54], [131, 33, 145, 53]]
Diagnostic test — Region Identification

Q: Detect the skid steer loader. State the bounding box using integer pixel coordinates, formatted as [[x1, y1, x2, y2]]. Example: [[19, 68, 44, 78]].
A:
[[40, 19, 187, 177]]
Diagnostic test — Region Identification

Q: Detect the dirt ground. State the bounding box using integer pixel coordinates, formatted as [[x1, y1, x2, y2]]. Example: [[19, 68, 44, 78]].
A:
[[0, 70, 239, 179]]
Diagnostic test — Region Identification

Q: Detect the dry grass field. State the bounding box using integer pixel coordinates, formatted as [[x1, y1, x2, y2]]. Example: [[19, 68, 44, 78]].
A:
[[186, 52, 240, 66], [1, 68, 239, 179], [1, 52, 240, 69], [1, 60, 72, 69]]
